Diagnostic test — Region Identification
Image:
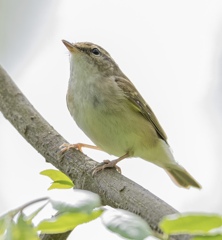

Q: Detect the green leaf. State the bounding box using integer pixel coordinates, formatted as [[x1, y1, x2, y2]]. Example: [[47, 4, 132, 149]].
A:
[[192, 235, 222, 240], [37, 209, 103, 233], [40, 169, 74, 190], [40, 169, 72, 182], [102, 208, 153, 240], [0, 216, 7, 235], [0, 211, 18, 235], [5, 213, 39, 240], [26, 202, 49, 223], [48, 180, 74, 190], [160, 213, 222, 235], [50, 189, 101, 214], [4, 221, 17, 240]]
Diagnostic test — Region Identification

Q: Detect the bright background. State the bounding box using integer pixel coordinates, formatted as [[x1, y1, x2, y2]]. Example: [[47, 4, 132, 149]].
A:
[[0, 0, 222, 239]]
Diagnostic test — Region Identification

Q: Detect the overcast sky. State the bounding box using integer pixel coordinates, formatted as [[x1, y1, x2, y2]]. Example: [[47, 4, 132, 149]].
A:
[[1, 1, 222, 239]]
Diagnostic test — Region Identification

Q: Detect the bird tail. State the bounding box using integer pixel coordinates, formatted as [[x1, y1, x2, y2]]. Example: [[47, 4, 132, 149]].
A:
[[165, 165, 201, 189]]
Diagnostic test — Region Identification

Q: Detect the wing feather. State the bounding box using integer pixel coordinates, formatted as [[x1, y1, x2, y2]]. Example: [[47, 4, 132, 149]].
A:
[[115, 77, 168, 143]]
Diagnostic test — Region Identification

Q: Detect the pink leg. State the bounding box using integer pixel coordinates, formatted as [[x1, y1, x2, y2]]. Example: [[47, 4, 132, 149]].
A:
[[60, 143, 101, 153]]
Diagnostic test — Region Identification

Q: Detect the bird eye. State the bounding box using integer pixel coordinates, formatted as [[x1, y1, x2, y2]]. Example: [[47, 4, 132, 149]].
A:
[[91, 48, 100, 56]]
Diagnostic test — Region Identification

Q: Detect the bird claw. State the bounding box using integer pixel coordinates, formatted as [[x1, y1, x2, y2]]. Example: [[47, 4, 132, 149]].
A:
[[92, 160, 122, 176], [59, 143, 83, 154]]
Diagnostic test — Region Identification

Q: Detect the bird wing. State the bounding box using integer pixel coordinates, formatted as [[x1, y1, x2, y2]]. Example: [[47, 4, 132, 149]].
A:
[[115, 76, 168, 143]]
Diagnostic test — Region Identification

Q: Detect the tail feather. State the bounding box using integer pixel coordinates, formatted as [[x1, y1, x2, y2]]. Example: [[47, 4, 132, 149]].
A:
[[165, 165, 201, 189]]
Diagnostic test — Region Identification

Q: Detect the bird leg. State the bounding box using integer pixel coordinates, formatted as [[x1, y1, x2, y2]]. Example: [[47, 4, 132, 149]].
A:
[[60, 142, 101, 153], [92, 152, 129, 175]]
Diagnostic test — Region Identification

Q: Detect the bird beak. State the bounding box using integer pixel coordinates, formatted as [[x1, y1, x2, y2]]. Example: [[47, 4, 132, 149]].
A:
[[62, 40, 78, 52]]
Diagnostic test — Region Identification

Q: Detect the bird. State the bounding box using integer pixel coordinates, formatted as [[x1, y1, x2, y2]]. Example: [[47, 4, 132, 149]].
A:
[[61, 39, 201, 189]]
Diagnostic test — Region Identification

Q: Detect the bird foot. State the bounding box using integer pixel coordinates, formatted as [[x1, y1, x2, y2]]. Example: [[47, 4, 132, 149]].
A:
[[60, 143, 84, 153], [92, 159, 122, 176], [60, 143, 101, 154]]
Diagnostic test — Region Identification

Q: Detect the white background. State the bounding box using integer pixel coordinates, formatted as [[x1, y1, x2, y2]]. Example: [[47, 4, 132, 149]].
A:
[[0, 1, 222, 239]]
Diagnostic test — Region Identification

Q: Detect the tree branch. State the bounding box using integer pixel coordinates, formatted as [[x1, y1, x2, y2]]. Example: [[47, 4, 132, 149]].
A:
[[0, 65, 189, 240]]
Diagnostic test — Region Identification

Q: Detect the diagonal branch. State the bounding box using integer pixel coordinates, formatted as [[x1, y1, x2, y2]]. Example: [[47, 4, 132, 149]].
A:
[[0, 65, 190, 240]]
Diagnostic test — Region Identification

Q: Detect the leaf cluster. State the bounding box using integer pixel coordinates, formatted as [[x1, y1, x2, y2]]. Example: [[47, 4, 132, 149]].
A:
[[0, 169, 221, 240]]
